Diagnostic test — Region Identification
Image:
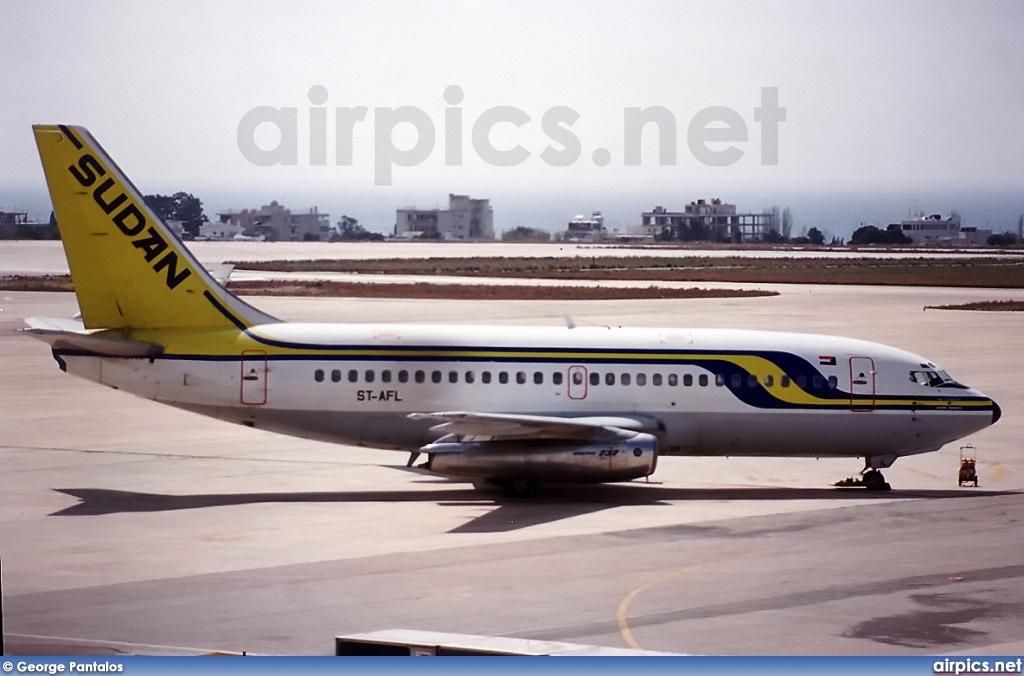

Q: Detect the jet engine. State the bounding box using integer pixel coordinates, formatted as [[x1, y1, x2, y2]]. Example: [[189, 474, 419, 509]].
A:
[[422, 432, 657, 483]]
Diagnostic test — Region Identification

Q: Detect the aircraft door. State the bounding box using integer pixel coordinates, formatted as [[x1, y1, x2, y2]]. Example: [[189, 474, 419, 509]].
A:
[[568, 365, 588, 400], [849, 356, 875, 412], [241, 350, 268, 405]]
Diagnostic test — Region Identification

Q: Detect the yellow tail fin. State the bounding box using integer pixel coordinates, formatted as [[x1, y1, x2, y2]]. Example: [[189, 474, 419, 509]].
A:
[[33, 125, 276, 330]]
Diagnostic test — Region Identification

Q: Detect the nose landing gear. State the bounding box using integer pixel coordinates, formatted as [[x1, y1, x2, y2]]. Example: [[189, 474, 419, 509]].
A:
[[834, 457, 893, 491]]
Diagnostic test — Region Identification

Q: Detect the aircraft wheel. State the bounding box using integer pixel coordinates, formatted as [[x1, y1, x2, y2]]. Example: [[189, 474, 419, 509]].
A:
[[863, 469, 892, 491]]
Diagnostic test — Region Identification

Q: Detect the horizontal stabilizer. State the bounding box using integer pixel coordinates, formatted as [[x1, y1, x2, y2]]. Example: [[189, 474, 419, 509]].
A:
[[23, 316, 163, 357]]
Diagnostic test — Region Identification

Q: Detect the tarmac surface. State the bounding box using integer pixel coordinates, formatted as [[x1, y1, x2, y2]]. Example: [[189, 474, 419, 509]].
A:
[[1, 279, 1023, 656]]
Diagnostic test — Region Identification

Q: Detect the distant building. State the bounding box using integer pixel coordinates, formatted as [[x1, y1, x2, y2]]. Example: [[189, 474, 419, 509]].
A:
[[216, 201, 331, 241], [638, 199, 773, 243], [890, 213, 961, 245], [563, 212, 605, 241], [164, 219, 187, 239], [0, 210, 57, 239], [395, 194, 494, 240], [198, 219, 246, 240], [954, 226, 993, 247], [0, 210, 28, 239]]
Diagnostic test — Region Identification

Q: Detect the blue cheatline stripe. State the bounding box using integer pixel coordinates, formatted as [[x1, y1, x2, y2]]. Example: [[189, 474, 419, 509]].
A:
[[52, 347, 993, 414], [203, 290, 251, 331]]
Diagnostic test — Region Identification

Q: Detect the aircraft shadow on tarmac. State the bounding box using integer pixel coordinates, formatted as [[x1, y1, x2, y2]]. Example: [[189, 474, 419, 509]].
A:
[[50, 470, 1017, 533]]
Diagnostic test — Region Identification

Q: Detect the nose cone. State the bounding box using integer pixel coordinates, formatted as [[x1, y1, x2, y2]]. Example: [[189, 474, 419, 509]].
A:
[[992, 399, 1002, 425]]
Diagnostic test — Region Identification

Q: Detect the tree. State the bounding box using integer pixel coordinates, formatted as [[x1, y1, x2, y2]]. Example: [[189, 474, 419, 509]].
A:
[[655, 227, 674, 242], [849, 225, 882, 245], [334, 215, 385, 241], [502, 226, 551, 242], [987, 232, 1019, 247], [762, 229, 787, 244], [781, 207, 793, 239], [763, 206, 781, 232], [143, 192, 207, 238], [1017, 214, 1023, 239], [849, 223, 911, 245], [806, 227, 825, 246]]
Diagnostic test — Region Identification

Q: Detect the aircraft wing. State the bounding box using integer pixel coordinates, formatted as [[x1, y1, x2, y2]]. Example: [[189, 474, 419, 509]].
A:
[[408, 411, 662, 443], [23, 317, 164, 358]]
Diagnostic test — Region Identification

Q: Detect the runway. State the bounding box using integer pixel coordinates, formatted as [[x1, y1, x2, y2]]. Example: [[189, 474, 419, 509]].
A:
[[1, 283, 1022, 655]]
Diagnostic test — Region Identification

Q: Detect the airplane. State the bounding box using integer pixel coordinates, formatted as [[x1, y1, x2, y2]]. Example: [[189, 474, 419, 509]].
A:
[[26, 124, 1001, 494]]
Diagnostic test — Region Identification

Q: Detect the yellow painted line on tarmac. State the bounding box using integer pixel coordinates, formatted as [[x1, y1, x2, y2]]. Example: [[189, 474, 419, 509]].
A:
[[615, 533, 869, 650], [982, 461, 1008, 484], [615, 516, 973, 650]]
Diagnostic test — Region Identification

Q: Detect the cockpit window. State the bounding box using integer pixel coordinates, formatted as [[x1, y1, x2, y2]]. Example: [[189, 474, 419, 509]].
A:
[[909, 370, 964, 388]]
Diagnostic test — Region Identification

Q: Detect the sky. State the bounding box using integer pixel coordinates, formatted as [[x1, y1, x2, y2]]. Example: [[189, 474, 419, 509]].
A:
[[1, 0, 1022, 235]]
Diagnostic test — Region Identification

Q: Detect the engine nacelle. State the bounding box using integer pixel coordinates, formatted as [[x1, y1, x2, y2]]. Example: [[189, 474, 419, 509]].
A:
[[423, 432, 658, 484]]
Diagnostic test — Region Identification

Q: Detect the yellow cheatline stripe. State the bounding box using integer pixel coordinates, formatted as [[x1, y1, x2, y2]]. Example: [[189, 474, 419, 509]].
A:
[[126, 331, 995, 411]]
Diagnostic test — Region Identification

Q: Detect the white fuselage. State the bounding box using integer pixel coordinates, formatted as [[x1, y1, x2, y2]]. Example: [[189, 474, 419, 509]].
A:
[[55, 323, 998, 467]]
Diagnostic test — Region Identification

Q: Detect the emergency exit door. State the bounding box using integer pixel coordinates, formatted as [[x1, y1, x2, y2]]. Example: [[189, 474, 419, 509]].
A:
[[568, 365, 588, 400], [849, 356, 875, 412]]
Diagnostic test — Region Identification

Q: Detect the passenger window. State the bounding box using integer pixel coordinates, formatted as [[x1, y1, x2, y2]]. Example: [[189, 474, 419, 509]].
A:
[[314, 369, 324, 382], [449, 371, 458, 384], [683, 374, 693, 387], [533, 372, 543, 385], [331, 369, 341, 383], [828, 375, 838, 390], [398, 370, 409, 383], [499, 371, 509, 384], [606, 373, 616, 386], [668, 374, 678, 386], [731, 374, 742, 388], [572, 371, 584, 385], [431, 370, 442, 384], [796, 375, 807, 389], [812, 375, 824, 389], [381, 370, 392, 383], [482, 371, 492, 384], [466, 371, 475, 383], [365, 370, 375, 383], [747, 375, 758, 388], [516, 371, 526, 384], [715, 374, 725, 387], [699, 374, 709, 387], [590, 372, 600, 386], [764, 374, 774, 388], [653, 374, 662, 386], [415, 370, 425, 384], [637, 373, 647, 386], [553, 372, 563, 385], [348, 369, 358, 383], [780, 375, 790, 388], [621, 373, 632, 386]]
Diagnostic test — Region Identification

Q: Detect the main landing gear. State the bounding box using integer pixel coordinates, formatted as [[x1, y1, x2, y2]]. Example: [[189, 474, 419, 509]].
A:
[[471, 477, 540, 497], [835, 457, 893, 491]]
